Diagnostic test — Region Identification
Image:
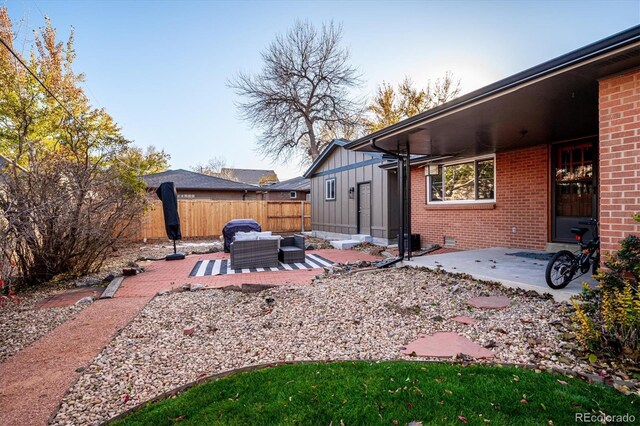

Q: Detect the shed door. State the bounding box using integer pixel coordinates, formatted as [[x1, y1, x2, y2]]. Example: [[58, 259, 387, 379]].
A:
[[358, 182, 371, 235]]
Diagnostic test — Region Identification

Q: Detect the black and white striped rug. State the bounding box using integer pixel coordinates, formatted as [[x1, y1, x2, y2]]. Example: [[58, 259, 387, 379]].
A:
[[189, 253, 334, 277]]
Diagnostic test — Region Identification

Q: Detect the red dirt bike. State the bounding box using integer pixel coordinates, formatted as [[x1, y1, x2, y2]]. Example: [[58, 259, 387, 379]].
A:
[[545, 219, 600, 290]]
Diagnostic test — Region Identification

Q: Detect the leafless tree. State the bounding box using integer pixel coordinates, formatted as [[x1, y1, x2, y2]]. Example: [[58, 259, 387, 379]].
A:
[[0, 141, 147, 286], [190, 156, 227, 176], [229, 21, 363, 165]]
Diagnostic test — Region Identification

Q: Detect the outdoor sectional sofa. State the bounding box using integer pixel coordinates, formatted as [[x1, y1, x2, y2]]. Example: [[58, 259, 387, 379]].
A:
[[229, 238, 280, 270]]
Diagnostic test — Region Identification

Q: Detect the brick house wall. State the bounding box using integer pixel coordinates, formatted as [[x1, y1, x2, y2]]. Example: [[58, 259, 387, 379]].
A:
[[598, 69, 640, 254], [411, 144, 549, 250]]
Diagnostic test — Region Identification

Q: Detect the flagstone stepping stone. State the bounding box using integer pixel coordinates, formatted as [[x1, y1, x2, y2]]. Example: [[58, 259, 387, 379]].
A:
[[451, 315, 477, 325], [466, 295, 510, 310], [400, 332, 495, 359]]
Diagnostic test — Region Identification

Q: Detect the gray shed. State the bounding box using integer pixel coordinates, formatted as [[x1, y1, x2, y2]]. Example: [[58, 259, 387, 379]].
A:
[[303, 139, 399, 245]]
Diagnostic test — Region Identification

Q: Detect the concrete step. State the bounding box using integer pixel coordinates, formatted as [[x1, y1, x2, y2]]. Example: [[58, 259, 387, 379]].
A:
[[351, 234, 372, 242], [545, 242, 578, 253], [330, 240, 361, 250]]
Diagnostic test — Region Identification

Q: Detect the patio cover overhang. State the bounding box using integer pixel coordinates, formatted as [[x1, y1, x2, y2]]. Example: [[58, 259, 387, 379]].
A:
[[346, 26, 640, 157]]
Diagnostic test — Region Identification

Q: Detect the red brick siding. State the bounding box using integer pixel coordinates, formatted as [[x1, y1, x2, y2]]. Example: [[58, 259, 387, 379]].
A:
[[598, 69, 640, 254], [411, 145, 549, 250]]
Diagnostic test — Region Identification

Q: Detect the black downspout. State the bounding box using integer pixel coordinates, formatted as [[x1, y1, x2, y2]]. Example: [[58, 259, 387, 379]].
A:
[[397, 155, 405, 258], [405, 142, 412, 260], [371, 138, 406, 260]]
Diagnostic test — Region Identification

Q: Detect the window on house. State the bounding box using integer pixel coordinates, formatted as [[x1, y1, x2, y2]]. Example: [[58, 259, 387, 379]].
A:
[[289, 191, 297, 199], [325, 178, 336, 201], [428, 156, 495, 203]]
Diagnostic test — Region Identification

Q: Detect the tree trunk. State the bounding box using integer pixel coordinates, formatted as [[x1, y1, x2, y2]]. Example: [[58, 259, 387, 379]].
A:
[[306, 120, 320, 161]]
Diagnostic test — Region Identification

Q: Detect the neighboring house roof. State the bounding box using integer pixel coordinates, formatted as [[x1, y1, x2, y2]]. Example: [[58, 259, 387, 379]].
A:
[[220, 168, 279, 186], [142, 169, 259, 191], [266, 176, 310, 192], [303, 139, 384, 178], [347, 25, 640, 156]]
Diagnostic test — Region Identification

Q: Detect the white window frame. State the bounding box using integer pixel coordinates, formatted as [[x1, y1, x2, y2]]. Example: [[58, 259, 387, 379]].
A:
[[427, 155, 496, 204], [289, 191, 297, 199], [325, 178, 336, 201]]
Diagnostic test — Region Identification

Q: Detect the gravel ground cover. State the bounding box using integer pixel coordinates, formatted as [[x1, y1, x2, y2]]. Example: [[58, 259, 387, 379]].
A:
[[51, 267, 605, 426], [0, 240, 223, 366], [0, 289, 86, 363]]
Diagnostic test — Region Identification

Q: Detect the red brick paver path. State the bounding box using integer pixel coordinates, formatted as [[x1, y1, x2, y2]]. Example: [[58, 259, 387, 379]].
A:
[[0, 248, 380, 425], [0, 297, 150, 426], [117, 249, 380, 298], [37, 286, 106, 309]]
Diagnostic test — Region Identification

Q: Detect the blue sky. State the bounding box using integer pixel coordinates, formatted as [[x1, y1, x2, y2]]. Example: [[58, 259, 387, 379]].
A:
[[4, 0, 639, 179]]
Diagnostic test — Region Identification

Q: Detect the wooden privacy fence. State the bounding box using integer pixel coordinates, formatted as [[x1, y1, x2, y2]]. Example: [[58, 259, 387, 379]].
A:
[[131, 200, 311, 241]]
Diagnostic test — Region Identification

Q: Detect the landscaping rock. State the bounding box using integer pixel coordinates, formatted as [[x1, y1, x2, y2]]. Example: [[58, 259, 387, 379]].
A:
[[0, 288, 86, 363], [122, 268, 139, 276], [75, 297, 94, 306], [189, 284, 205, 292], [400, 332, 495, 359], [183, 326, 195, 336], [467, 296, 511, 310], [75, 277, 102, 288], [51, 268, 592, 426], [451, 315, 477, 325], [241, 284, 277, 293]]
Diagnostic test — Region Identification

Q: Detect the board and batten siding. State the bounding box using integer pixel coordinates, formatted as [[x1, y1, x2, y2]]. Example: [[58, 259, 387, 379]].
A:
[[309, 145, 398, 242]]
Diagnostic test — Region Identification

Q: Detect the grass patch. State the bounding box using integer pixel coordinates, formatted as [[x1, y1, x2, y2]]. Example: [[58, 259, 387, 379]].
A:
[[111, 361, 638, 425]]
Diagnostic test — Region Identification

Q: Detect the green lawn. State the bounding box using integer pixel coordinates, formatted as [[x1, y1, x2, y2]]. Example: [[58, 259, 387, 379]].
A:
[[111, 361, 638, 426]]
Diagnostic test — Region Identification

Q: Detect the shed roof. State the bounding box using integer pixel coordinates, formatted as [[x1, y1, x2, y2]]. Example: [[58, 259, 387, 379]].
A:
[[266, 176, 310, 192], [142, 169, 259, 191], [220, 168, 279, 186], [303, 139, 384, 178]]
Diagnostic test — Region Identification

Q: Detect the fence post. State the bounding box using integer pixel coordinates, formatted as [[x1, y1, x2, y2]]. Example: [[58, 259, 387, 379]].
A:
[[301, 201, 304, 233]]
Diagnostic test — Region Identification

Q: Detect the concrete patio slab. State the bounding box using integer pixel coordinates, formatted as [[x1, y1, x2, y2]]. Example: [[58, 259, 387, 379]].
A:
[[405, 247, 597, 302], [401, 332, 495, 359]]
